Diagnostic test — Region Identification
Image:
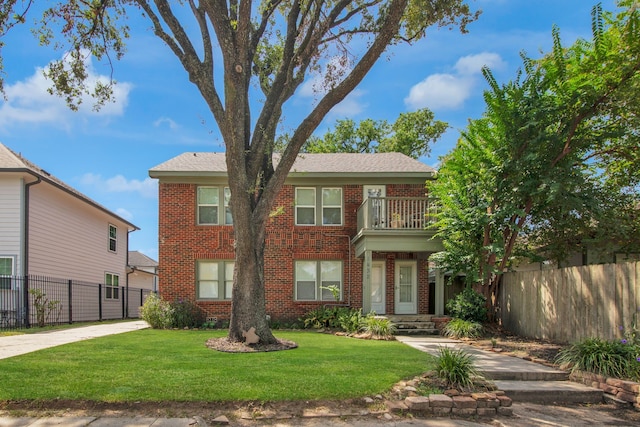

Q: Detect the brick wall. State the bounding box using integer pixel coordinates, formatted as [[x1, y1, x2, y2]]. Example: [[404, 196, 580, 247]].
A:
[[158, 182, 431, 321]]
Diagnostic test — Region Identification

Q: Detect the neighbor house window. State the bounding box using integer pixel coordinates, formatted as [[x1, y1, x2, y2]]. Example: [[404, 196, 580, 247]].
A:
[[295, 187, 342, 226], [108, 224, 117, 252], [0, 256, 14, 290], [197, 260, 234, 300], [197, 186, 233, 225], [295, 260, 342, 301], [105, 273, 119, 299]]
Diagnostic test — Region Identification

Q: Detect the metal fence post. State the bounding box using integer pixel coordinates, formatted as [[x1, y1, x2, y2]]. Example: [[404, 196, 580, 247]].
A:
[[68, 280, 73, 324], [121, 287, 125, 319], [98, 283, 102, 321], [23, 275, 30, 328]]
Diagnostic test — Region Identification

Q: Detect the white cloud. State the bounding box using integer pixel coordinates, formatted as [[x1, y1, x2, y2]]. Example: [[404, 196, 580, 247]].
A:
[[80, 173, 157, 199], [328, 89, 367, 118], [154, 117, 180, 130], [116, 208, 134, 221], [404, 52, 504, 111], [0, 52, 132, 129]]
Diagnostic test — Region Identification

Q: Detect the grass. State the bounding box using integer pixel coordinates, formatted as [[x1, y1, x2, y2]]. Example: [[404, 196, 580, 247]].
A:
[[0, 329, 434, 402]]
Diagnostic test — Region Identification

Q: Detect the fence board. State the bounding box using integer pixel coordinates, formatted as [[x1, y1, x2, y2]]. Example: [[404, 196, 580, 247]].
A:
[[501, 261, 640, 343]]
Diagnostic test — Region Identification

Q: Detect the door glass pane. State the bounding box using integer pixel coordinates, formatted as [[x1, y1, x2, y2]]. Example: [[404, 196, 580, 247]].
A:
[[399, 266, 413, 303], [371, 265, 383, 304]]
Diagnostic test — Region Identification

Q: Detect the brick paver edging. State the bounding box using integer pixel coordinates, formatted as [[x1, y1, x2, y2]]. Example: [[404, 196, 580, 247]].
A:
[[385, 391, 513, 417], [570, 371, 640, 409]]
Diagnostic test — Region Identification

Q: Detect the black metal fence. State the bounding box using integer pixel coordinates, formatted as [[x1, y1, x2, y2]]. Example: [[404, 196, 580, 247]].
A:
[[0, 275, 153, 330]]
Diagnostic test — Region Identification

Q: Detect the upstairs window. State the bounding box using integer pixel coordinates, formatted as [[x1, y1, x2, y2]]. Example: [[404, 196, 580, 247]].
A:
[[295, 187, 342, 226], [197, 186, 233, 225], [108, 225, 117, 252]]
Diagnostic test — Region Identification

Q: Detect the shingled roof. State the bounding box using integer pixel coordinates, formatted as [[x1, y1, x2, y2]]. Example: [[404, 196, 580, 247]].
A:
[[0, 142, 138, 230], [149, 152, 436, 178]]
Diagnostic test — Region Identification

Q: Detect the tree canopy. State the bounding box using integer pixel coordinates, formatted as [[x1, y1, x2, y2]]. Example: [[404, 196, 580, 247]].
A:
[[429, 0, 640, 314], [0, 0, 479, 343], [302, 108, 448, 159]]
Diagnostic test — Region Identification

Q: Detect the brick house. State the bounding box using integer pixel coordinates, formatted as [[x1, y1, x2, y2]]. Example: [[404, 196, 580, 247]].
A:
[[149, 152, 445, 322]]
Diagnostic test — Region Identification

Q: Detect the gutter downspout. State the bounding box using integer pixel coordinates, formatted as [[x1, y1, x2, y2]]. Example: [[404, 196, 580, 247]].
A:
[[23, 175, 42, 328]]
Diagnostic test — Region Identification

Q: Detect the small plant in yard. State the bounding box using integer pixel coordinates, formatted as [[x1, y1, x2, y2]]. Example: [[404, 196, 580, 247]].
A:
[[29, 288, 61, 327], [556, 337, 640, 381], [442, 318, 484, 339], [445, 287, 487, 322], [169, 298, 206, 328], [140, 293, 174, 329], [359, 314, 396, 340], [435, 346, 481, 390]]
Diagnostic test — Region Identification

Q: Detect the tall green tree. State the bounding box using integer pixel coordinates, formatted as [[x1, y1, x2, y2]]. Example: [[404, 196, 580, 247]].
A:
[[303, 108, 448, 159], [0, 1, 478, 344], [429, 1, 640, 316]]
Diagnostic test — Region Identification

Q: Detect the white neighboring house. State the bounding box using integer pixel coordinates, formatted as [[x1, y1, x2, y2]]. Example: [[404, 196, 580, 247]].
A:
[[128, 250, 158, 292], [0, 142, 138, 323]]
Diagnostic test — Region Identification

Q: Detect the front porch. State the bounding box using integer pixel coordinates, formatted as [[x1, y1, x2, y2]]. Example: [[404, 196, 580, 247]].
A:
[[351, 197, 447, 317]]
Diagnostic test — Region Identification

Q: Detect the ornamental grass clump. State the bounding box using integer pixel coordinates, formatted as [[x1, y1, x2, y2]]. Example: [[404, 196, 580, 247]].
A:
[[556, 337, 640, 381], [442, 317, 484, 339], [359, 314, 396, 340], [435, 346, 481, 390]]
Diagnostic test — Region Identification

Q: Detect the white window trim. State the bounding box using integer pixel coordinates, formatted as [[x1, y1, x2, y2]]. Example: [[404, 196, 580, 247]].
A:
[[197, 186, 233, 225], [0, 256, 15, 290], [196, 260, 235, 300], [295, 260, 343, 301], [105, 272, 120, 300], [108, 224, 117, 253], [295, 187, 343, 226]]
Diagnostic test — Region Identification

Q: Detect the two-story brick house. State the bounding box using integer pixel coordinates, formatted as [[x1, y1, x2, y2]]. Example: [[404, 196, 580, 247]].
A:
[[149, 152, 445, 323]]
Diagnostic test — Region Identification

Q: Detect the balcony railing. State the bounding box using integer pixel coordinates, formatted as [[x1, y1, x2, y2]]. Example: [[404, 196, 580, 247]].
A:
[[357, 197, 438, 231]]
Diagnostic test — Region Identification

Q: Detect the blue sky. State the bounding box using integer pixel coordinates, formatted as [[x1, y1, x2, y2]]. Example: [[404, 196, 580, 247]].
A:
[[0, 0, 618, 261]]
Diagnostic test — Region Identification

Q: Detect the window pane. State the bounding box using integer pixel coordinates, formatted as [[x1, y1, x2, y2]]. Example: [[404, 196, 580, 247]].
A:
[[225, 262, 234, 299], [296, 261, 316, 281], [322, 207, 341, 225], [296, 188, 315, 205], [112, 275, 119, 287], [224, 187, 233, 225], [199, 206, 218, 224], [296, 207, 315, 225], [198, 262, 218, 280], [321, 281, 340, 300], [321, 261, 341, 300], [296, 281, 316, 300], [109, 225, 117, 239], [0, 258, 12, 275], [199, 280, 218, 298], [198, 187, 219, 204], [322, 188, 341, 205]]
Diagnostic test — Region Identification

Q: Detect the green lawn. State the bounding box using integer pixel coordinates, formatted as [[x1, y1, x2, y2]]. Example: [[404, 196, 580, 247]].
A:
[[0, 330, 434, 402]]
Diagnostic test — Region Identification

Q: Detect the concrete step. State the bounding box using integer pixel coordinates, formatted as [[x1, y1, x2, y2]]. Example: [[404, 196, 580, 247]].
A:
[[494, 380, 604, 404], [481, 368, 569, 381], [394, 327, 440, 336]]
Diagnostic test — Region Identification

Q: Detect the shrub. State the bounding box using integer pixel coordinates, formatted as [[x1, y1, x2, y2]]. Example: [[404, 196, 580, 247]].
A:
[[338, 309, 364, 334], [442, 318, 484, 339], [555, 337, 640, 380], [169, 298, 206, 328], [445, 287, 487, 322], [301, 306, 353, 329], [359, 314, 396, 340], [140, 293, 174, 329], [435, 346, 481, 390]]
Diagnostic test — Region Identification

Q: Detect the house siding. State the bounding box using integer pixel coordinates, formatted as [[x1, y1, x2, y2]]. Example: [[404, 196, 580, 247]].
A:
[[28, 181, 129, 284], [158, 181, 431, 321], [0, 176, 23, 274]]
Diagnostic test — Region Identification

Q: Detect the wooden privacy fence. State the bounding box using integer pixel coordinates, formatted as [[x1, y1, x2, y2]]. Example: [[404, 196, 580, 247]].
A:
[[500, 261, 640, 343]]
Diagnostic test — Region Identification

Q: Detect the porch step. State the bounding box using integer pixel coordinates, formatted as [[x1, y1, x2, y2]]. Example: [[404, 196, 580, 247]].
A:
[[385, 315, 440, 336], [493, 380, 603, 404]]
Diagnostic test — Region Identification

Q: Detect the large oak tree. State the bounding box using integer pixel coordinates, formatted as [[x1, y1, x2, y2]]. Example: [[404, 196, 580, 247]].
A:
[[0, 0, 477, 343]]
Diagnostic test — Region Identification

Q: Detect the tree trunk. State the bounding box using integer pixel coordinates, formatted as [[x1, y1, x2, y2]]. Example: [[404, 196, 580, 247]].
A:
[[227, 202, 278, 344]]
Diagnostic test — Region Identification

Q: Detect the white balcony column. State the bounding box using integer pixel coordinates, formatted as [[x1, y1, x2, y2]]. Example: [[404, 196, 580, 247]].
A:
[[362, 250, 372, 313], [434, 267, 445, 315]]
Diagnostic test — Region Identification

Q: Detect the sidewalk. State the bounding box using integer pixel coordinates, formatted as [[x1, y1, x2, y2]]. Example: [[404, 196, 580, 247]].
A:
[[0, 320, 149, 360]]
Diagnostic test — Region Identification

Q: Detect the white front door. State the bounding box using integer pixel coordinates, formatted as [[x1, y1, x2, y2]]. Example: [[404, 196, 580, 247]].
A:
[[370, 261, 386, 314], [395, 261, 417, 314]]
